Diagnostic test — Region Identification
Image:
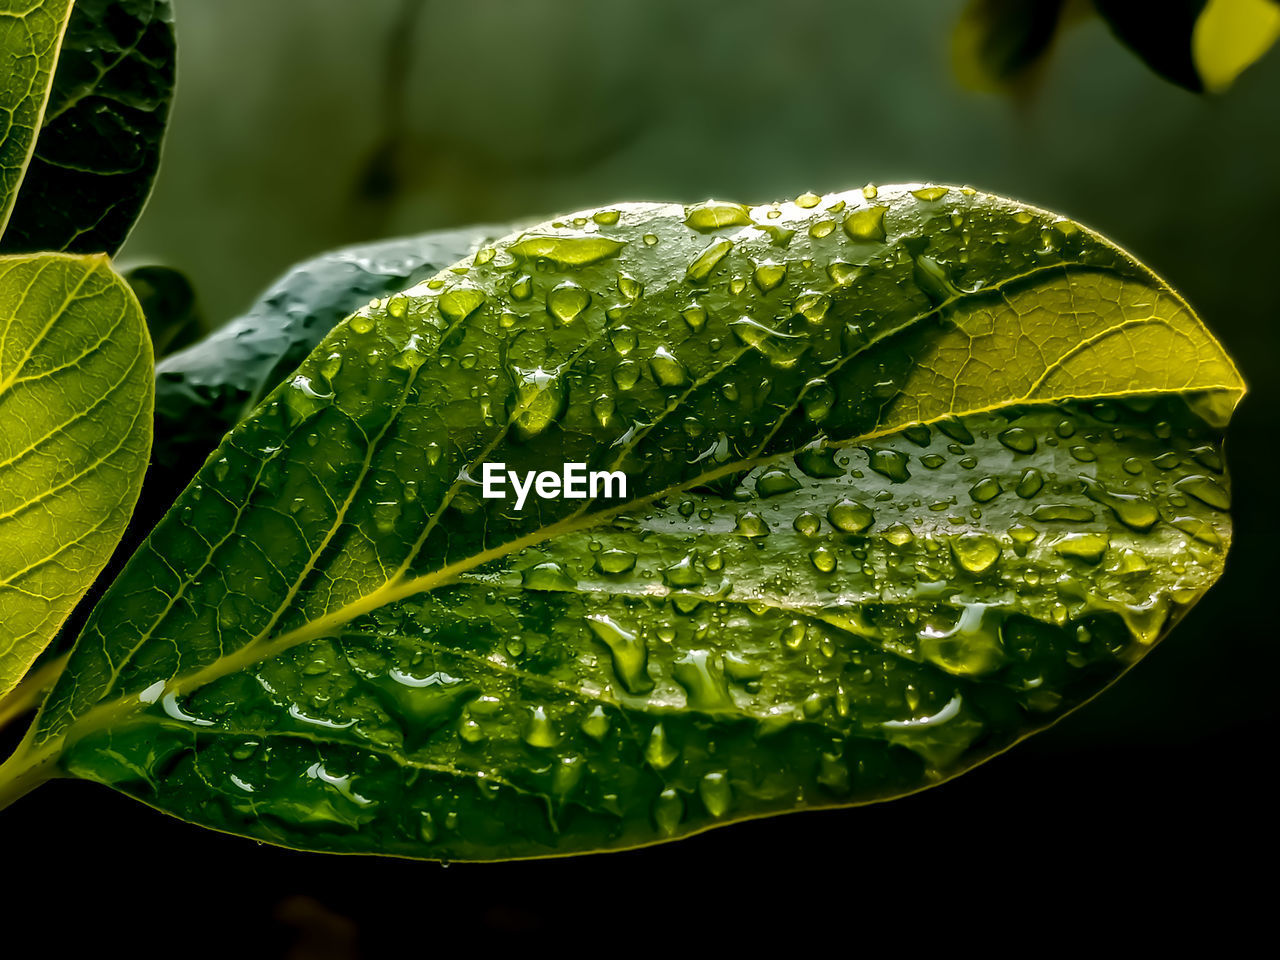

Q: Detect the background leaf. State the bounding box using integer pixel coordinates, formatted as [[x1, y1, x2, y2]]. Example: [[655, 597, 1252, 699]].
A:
[[124, 264, 202, 359], [1192, 0, 1280, 91], [0, 0, 176, 256], [0, 0, 74, 238], [147, 224, 502, 524], [33, 186, 1240, 859], [952, 0, 1068, 93], [0, 253, 153, 699]]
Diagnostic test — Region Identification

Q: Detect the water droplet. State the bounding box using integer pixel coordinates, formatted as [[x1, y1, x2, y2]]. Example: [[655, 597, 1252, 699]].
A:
[[795, 191, 822, 208], [862, 447, 910, 482], [361, 493, 405, 535], [523, 706, 559, 748], [509, 274, 533, 300], [650, 347, 689, 387], [580, 705, 611, 740], [756, 468, 802, 497], [734, 511, 770, 537], [1053, 532, 1110, 564], [510, 233, 626, 266], [682, 304, 707, 331], [509, 365, 568, 440], [884, 522, 915, 546], [645, 724, 680, 769], [684, 200, 753, 232], [938, 419, 974, 444], [439, 281, 486, 323], [912, 186, 949, 201], [728, 316, 807, 368], [795, 439, 845, 478], [1170, 516, 1221, 546], [546, 281, 590, 324], [1015, 468, 1044, 499], [592, 394, 616, 426], [663, 554, 705, 589], [609, 325, 638, 355], [794, 291, 830, 324], [686, 238, 735, 282], [1030, 504, 1093, 522], [951, 533, 1001, 573], [653, 787, 683, 835], [672, 650, 734, 711], [753, 260, 787, 292], [793, 510, 821, 536], [809, 545, 837, 573], [827, 260, 860, 286], [843, 205, 888, 242], [918, 603, 1005, 676], [997, 427, 1036, 454], [827, 498, 874, 534], [521, 561, 576, 591], [596, 548, 636, 575], [1081, 477, 1159, 532], [1173, 475, 1230, 510], [617, 273, 642, 301], [699, 771, 733, 817], [349, 314, 374, 335], [802, 378, 836, 422], [613, 360, 641, 390], [593, 209, 621, 225], [969, 477, 1001, 502], [587, 615, 652, 694]]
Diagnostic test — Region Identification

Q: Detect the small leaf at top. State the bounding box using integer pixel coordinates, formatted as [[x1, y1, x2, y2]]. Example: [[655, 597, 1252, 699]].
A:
[[32, 186, 1242, 860], [0, 0, 75, 239], [1192, 0, 1280, 91], [0, 0, 177, 256], [0, 252, 153, 700]]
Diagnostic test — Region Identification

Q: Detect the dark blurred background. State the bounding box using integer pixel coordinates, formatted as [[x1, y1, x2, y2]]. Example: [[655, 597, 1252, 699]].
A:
[[11, 0, 1277, 954]]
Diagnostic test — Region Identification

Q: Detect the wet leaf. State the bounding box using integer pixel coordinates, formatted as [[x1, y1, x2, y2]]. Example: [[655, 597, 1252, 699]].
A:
[[28, 186, 1242, 859], [0, 0, 176, 256], [0, 253, 152, 699]]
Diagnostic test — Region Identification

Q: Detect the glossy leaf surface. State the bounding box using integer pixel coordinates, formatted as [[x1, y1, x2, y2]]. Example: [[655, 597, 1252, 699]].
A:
[[0, 253, 152, 698], [0, 0, 74, 238], [0, 0, 176, 256], [38, 186, 1241, 859]]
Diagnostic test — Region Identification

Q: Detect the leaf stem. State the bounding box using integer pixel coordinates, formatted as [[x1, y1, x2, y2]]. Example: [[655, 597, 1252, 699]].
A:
[[0, 652, 69, 732], [0, 734, 60, 812]]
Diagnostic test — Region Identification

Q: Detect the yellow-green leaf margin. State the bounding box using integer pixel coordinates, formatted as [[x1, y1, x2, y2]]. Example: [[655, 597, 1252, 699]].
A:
[[0, 252, 153, 697]]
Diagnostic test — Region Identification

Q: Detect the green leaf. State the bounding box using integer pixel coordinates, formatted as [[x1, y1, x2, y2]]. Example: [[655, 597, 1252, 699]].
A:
[[0, 0, 176, 256], [1192, 0, 1280, 92], [0, 0, 75, 238], [25, 186, 1242, 859], [1096, 0, 1279, 92], [0, 252, 153, 700]]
